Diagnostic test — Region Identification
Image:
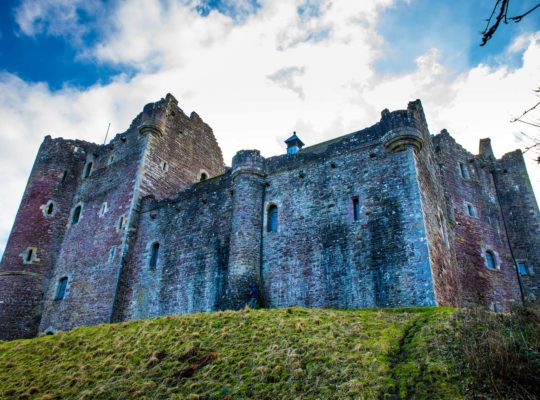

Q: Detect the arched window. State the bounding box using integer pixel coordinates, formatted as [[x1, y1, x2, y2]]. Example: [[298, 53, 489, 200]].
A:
[[267, 205, 278, 233], [200, 172, 208, 181], [72, 205, 82, 225], [84, 162, 93, 178], [485, 250, 497, 270], [149, 242, 160, 269], [55, 277, 68, 300]]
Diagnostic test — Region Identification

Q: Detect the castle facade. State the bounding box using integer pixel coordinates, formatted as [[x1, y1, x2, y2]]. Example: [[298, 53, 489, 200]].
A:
[[1, 94, 538, 340]]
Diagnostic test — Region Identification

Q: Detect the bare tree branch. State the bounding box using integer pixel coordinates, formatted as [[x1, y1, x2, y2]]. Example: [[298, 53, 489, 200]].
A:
[[481, 1, 540, 46], [509, 2, 540, 22], [481, 0, 509, 46]]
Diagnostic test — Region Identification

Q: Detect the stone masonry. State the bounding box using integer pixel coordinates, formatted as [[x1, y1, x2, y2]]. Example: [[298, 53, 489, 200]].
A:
[[0, 94, 538, 340]]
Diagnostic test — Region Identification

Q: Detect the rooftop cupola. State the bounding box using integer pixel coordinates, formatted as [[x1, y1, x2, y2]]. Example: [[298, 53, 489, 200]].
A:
[[285, 132, 305, 154]]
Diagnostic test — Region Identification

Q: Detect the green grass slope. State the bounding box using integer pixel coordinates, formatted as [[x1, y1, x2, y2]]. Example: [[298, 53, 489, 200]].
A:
[[0, 307, 464, 400]]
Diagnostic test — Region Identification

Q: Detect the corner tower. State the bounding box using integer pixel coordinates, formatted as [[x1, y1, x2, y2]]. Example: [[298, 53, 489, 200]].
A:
[[0, 137, 90, 340]]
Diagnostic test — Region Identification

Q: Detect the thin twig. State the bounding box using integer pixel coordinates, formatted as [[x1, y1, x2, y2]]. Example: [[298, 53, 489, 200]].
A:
[[509, 2, 540, 22]]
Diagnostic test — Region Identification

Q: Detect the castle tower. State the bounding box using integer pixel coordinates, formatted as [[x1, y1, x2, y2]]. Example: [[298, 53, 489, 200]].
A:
[[0, 137, 89, 340], [493, 150, 540, 303], [226, 150, 265, 309]]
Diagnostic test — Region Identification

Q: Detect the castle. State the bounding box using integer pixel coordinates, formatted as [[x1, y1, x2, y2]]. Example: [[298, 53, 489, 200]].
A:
[[1, 94, 538, 340]]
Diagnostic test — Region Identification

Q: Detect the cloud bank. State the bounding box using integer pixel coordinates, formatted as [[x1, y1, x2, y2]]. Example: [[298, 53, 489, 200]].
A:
[[0, 0, 539, 255]]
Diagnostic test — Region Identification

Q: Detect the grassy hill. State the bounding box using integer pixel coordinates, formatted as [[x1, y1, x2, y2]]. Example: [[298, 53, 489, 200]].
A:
[[0, 306, 538, 399]]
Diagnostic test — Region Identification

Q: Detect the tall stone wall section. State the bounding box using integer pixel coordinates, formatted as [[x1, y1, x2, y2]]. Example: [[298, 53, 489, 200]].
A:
[[397, 102, 460, 306], [38, 121, 148, 333], [261, 112, 437, 308], [432, 132, 521, 309], [494, 150, 540, 303], [0, 137, 88, 339], [117, 174, 232, 320]]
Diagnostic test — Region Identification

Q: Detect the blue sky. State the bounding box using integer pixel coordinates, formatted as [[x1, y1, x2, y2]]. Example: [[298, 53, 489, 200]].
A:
[[1, 0, 538, 88], [0, 0, 539, 255]]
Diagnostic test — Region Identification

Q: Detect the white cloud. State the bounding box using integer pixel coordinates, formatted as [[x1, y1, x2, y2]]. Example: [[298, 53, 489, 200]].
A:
[[14, 0, 103, 44], [1, 1, 540, 256]]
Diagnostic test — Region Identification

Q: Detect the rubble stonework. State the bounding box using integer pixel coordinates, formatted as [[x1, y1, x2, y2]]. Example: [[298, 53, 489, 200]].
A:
[[0, 94, 538, 340]]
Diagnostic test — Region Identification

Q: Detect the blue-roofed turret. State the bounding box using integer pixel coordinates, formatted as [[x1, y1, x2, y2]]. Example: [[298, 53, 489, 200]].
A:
[[285, 132, 305, 154]]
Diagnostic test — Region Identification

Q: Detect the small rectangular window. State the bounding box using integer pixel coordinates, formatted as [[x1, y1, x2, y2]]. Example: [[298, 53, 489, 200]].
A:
[[55, 277, 68, 300], [149, 242, 160, 269], [352, 197, 360, 221], [72, 205, 82, 225], [517, 261, 528, 276], [467, 204, 476, 217], [459, 163, 468, 179], [109, 246, 116, 262]]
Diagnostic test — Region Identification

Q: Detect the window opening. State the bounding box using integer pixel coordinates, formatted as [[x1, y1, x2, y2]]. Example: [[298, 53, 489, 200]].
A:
[[200, 172, 208, 181], [55, 277, 68, 300], [467, 204, 475, 217], [61, 171, 68, 182], [84, 162, 93, 178], [459, 162, 468, 179], [109, 246, 116, 263], [149, 242, 160, 269], [267, 205, 278, 232], [26, 248, 33, 262], [72, 205, 82, 225], [485, 250, 497, 270], [352, 197, 360, 222], [99, 202, 108, 217], [46, 202, 54, 215], [517, 261, 528, 276]]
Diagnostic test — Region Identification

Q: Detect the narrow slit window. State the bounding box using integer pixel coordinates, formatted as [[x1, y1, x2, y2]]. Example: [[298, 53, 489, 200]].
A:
[[46, 202, 54, 215], [149, 242, 160, 269], [84, 162, 93, 178], [118, 216, 124, 230], [55, 277, 68, 300], [352, 197, 360, 222], [99, 202, 108, 217], [267, 205, 278, 233], [485, 250, 497, 270], [61, 171, 68, 182], [459, 163, 468, 179], [517, 261, 528, 276], [109, 246, 116, 263], [26, 248, 33, 262], [72, 205, 82, 225], [467, 204, 475, 217]]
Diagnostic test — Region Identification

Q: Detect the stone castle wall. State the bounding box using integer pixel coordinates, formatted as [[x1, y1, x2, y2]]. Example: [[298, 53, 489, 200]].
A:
[[0, 94, 536, 340]]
